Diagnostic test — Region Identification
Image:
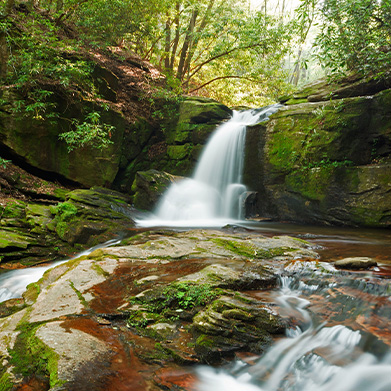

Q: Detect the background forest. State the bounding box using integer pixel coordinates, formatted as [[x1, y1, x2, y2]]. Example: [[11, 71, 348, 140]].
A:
[[2, 0, 391, 104]]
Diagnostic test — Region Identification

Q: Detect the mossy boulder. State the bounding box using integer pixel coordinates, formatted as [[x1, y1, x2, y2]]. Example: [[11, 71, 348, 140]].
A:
[[0, 89, 126, 188], [131, 169, 181, 211], [193, 293, 285, 363], [0, 187, 137, 266], [114, 97, 232, 191], [244, 86, 391, 227]]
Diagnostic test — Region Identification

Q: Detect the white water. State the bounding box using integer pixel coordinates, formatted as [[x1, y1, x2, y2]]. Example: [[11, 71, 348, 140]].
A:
[[196, 265, 391, 391], [0, 239, 121, 303], [137, 105, 281, 228]]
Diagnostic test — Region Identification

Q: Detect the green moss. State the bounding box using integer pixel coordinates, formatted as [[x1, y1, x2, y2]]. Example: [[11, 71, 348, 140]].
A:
[[130, 282, 220, 314], [128, 311, 164, 328], [284, 98, 308, 105], [167, 144, 192, 160], [211, 238, 289, 259], [0, 370, 13, 391], [51, 201, 78, 239], [1, 200, 26, 219], [23, 283, 40, 304], [92, 263, 110, 277], [9, 322, 63, 388], [0, 231, 32, 250], [69, 281, 88, 307], [196, 334, 215, 348], [286, 167, 335, 201]]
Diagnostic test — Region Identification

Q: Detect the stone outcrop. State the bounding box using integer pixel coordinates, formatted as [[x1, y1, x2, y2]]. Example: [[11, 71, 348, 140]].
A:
[[131, 169, 181, 211], [0, 229, 318, 389], [0, 182, 137, 266], [1, 56, 231, 192], [244, 80, 391, 227], [114, 97, 232, 193]]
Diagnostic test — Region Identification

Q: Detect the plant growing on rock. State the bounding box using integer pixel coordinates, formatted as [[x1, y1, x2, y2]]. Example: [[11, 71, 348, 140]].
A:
[[59, 111, 115, 152]]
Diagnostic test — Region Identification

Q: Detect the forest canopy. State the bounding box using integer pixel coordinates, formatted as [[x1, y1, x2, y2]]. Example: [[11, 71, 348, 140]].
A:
[[1, 0, 391, 107]]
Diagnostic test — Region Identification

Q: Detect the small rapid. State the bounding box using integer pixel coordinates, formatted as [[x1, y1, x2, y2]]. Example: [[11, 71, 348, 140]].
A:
[[137, 105, 281, 228], [196, 261, 391, 391], [0, 238, 121, 303]]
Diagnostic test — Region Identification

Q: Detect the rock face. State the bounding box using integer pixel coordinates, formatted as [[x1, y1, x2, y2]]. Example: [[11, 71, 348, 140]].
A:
[[131, 169, 181, 211], [0, 183, 137, 266], [0, 229, 318, 390], [0, 88, 126, 188], [114, 97, 232, 193], [1, 71, 231, 191], [244, 81, 391, 227]]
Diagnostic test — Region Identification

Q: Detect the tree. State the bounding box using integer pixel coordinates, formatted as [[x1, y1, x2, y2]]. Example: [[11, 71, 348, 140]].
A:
[[314, 0, 391, 79]]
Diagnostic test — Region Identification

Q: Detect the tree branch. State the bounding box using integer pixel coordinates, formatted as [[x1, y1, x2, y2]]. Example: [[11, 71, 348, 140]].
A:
[[189, 42, 265, 80], [189, 75, 258, 93]]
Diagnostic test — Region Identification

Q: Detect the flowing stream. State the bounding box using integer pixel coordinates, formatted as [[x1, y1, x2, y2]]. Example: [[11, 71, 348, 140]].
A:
[[137, 105, 281, 228], [196, 256, 391, 391], [0, 238, 121, 303]]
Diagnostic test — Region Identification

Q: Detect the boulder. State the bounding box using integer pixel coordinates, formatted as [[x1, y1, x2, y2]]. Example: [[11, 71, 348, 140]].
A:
[[131, 169, 181, 211], [334, 257, 378, 270], [0, 186, 137, 266], [0, 89, 126, 188], [244, 87, 391, 227], [114, 97, 232, 191]]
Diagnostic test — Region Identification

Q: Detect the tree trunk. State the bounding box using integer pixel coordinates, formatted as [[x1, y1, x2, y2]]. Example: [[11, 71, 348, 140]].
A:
[[56, 0, 64, 12], [164, 15, 171, 70], [182, 0, 215, 86], [0, 32, 8, 79], [5, 0, 15, 13], [169, 1, 181, 70], [176, 9, 198, 81]]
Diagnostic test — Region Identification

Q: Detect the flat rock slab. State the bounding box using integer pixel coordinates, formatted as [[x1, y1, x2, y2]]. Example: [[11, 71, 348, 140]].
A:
[[36, 321, 111, 382], [103, 230, 318, 262], [334, 257, 378, 270], [29, 257, 119, 322], [0, 228, 320, 389]]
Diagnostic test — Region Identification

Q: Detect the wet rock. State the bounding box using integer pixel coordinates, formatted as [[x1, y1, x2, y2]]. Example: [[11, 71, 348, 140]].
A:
[[178, 263, 278, 290], [147, 323, 178, 340], [334, 257, 378, 270], [131, 169, 181, 211], [193, 293, 285, 363], [0, 228, 320, 388], [245, 86, 391, 228], [0, 186, 137, 266]]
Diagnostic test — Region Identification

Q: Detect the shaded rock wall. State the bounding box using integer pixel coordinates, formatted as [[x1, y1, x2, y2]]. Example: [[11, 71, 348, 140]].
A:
[[114, 97, 232, 193], [0, 80, 231, 193], [244, 84, 391, 227]]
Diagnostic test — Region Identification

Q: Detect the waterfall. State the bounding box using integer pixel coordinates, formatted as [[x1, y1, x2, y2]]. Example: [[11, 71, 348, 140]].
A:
[[137, 105, 281, 227]]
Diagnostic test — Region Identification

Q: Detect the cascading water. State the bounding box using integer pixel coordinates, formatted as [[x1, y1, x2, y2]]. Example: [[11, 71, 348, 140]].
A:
[[196, 261, 391, 391], [137, 105, 281, 227], [0, 238, 121, 303]]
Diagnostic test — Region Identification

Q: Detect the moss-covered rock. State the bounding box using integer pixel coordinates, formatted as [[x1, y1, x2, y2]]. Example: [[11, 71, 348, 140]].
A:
[[114, 97, 232, 191], [193, 293, 285, 363], [0, 187, 137, 266], [245, 85, 391, 227], [0, 89, 125, 188], [131, 169, 181, 211]]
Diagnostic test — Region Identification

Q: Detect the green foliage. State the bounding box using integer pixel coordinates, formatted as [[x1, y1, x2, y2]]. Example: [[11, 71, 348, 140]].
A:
[[0, 157, 11, 169], [59, 111, 115, 152], [314, 0, 391, 79], [129, 281, 219, 314], [165, 282, 217, 310]]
